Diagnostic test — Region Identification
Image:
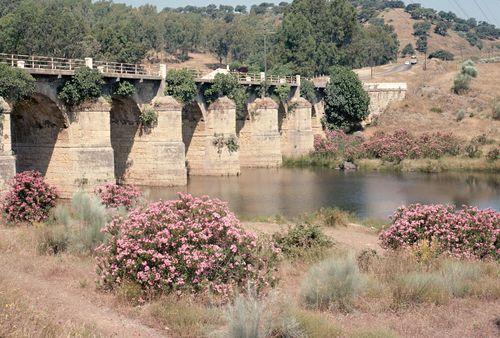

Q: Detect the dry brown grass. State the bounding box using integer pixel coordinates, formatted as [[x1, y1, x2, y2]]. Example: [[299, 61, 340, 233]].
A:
[[1, 220, 499, 337]]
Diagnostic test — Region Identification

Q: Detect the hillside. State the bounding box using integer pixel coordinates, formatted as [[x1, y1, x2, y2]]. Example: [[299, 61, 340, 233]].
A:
[[365, 59, 500, 143], [379, 8, 496, 59]]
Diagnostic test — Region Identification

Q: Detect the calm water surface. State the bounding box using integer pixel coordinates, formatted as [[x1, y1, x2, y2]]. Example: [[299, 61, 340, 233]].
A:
[[140, 168, 499, 219]]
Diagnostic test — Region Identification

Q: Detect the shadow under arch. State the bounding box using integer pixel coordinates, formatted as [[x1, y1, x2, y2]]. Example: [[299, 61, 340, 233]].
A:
[[182, 101, 204, 175], [11, 93, 67, 175], [110, 96, 141, 183]]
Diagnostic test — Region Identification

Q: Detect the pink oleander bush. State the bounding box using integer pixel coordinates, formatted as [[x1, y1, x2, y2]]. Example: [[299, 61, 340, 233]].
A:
[[2, 170, 58, 223], [313, 129, 461, 163], [96, 193, 279, 298], [94, 183, 142, 211], [379, 204, 499, 260]]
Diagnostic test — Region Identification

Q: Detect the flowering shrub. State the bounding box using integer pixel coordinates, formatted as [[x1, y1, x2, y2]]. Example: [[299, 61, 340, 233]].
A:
[[96, 193, 279, 297], [2, 171, 58, 223], [94, 183, 142, 211], [313, 129, 461, 163], [379, 204, 499, 260]]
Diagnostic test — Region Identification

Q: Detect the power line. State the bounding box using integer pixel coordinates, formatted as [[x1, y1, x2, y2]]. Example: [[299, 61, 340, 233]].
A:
[[472, 0, 492, 23], [451, 0, 469, 19], [479, 0, 499, 24]]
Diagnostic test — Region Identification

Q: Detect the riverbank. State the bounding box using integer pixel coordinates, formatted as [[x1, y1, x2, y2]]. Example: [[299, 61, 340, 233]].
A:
[[283, 154, 500, 173]]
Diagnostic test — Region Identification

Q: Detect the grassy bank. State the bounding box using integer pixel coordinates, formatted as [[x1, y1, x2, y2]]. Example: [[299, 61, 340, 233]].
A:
[[283, 154, 500, 173]]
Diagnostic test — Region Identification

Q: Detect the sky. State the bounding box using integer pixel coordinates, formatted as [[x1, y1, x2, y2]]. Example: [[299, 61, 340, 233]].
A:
[[115, 0, 500, 26]]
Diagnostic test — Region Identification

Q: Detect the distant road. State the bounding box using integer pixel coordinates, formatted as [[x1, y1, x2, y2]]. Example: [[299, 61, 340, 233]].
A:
[[356, 63, 413, 81]]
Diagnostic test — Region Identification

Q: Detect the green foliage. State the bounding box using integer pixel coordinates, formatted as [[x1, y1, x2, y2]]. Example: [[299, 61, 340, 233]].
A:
[[70, 192, 108, 253], [461, 65, 478, 78], [0, 63, 35, 103], [428, 50, 454, 61], [413, 21, 431, 36], [204, 73, 248, 116], [274, 84, 291, 103], [391, 272, 450, 308], [272, 224, 331, 259], [434, 21, 448, 36], [300, 79, 317, 103], [114, 81, 135, 97], [452, 73, 471, 94], [58, 67, 104, 107], [301, 255, 363, 312], [456, 109, 466, 122], [464, 142, 482, 158], [323, 66, 370, 131], [36, 224, 70, 255], [401, 43, 415, 57], [226, 134, 239, 153], [164, 69, 198, 104], [416, 36, 428, 53], [493, 100, 500, 120], [139, 107, 158, 129]]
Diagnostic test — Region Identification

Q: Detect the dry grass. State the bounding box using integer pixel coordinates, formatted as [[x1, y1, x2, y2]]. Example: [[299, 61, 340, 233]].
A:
[[1, 218, 499, 337]]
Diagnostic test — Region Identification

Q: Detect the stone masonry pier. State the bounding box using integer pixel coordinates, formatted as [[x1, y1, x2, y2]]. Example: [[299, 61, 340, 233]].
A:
[[0, 54, 407, 195]]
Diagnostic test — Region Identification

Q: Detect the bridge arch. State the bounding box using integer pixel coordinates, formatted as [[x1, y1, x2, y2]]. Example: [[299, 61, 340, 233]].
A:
[[11, 93, 68, 176]]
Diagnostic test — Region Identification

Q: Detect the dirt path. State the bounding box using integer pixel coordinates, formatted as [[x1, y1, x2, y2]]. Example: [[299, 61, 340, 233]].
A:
[[0, 254, 166, 337]]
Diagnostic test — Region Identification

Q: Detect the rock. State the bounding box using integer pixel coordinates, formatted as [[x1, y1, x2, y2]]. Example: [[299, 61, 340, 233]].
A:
[[340, 161, 357, 171]]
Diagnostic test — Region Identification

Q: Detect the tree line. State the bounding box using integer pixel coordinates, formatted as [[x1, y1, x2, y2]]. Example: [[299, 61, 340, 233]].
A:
[[0, 0, 497, 77]]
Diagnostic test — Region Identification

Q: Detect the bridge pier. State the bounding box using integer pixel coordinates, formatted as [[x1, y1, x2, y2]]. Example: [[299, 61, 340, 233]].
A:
[[0, 98, 17, 190], [281, 97, 314, 157], [12, 97, 115, 197], [183, 97, 240, 175], [111, 96, 187, 186], [239, 97, 282, 167]]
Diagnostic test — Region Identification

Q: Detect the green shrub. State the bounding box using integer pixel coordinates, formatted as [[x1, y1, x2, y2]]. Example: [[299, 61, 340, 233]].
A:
[[114, 81, 135, 97], [164, 69, 198, 104], [0, 64, 36, 103], [428, 50, 454, 61], [430, 107, 442, 113], [311, 207, 352, 227], [464, 142, 482, 158], [462, 65, 478, 78], [401, 43, 415, 57], [492, 100, 500, 120], [225, 290, 268, 338], [203, 73, 248, 117], [70, 192, 108, 253], [486, 148, 499, 162], [452, 73, 471, 94], [391, 272, 450, 308], [439, 260, 482, 298], [139, 107, 158, 129], [456, 109, 466, 122], [291, 308, 342, 338], [58, 67, 104, 107], [36, 224, 70, 255], [300, 79, 317, 103], [300, 255, 362, 312], [274, 84, 291, 103], [273, 224, 331, 259]]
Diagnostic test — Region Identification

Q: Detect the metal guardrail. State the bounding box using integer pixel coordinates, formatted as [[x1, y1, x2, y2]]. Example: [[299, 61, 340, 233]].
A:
[[0, 53, 300, 85]]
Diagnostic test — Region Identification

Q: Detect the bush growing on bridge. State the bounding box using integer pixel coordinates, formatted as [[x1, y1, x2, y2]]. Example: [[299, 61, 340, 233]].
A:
[[58, 67, 104, 107], [300, 79, 317, 104], [114, 81, 136, 97], [164, 69, 198, 104], [274, 84, 291, 104], [203, 73, 248, 117], [2, 171, 58, 223], [379, 204, 499, 260], [323, 66, 370, 132], [0, 64, 36, 103], [96, 193, 279, 297]]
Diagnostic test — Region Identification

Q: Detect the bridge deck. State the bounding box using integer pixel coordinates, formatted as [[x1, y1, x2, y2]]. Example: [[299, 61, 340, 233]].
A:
[[0, 53, 298, 86]]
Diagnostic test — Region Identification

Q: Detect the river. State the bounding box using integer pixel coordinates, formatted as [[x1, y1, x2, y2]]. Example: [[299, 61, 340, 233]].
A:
[[140, 168, 500, 219]]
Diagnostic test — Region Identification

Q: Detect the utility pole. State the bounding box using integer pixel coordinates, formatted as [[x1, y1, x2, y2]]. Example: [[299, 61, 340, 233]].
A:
[[424, 48, 427, 71]]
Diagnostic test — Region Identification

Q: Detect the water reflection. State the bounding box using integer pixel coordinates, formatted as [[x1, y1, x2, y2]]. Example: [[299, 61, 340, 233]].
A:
[[140, 168, 499, 219]]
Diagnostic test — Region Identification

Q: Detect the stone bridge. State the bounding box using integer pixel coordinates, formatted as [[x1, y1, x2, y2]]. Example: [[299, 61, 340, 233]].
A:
[[0, 54, 407, 197]]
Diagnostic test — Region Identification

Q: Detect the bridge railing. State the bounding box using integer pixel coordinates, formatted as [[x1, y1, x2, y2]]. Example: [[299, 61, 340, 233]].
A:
[[93, 60, 160, 77], [0, 53, 86, 71], [0, 53, 300, 85]]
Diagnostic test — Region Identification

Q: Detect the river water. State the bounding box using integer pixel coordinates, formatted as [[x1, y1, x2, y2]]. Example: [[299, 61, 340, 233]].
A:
[[140, 168, 500, 219]]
